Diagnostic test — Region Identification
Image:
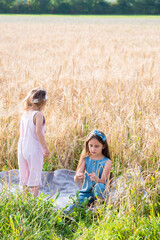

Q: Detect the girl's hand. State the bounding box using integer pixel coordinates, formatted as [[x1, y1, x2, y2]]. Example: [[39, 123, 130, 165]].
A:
[[76, 172, 84, 181], [43, 147, 50, 157], [88, 172, 99, 183]]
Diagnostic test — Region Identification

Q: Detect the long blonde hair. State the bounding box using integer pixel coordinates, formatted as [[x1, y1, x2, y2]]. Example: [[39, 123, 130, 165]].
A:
[[23, 87, 47, 111]]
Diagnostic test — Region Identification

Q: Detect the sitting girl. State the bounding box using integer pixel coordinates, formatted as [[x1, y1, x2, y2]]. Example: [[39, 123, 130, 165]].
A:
[[74, 129, 112, 205]]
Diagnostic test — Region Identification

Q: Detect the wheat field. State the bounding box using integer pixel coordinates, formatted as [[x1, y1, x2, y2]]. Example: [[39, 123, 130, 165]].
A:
[[0, 16, 160, 173]]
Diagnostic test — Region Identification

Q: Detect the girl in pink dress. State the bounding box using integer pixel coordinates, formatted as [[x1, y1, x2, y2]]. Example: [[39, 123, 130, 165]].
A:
[[18, 87, 50, 197]]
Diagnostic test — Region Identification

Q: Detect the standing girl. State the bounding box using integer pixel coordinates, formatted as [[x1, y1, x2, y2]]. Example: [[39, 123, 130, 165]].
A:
[[74, 130, 112, 205], [18, 87, 50, 197]]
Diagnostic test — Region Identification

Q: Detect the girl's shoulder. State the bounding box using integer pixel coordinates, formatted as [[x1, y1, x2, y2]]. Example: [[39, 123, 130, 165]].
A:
[[33, 110, 43, 117], [103, 157, 111, 165], [33, 111, 45, 125]]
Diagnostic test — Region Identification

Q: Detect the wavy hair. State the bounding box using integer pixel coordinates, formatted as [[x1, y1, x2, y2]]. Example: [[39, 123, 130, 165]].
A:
[[23, 87, 47, 111]]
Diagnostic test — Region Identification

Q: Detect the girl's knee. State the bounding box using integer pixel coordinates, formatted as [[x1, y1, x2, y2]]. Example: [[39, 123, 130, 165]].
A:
[[94, 183, 106, 199], [94, 183, 106, 191]]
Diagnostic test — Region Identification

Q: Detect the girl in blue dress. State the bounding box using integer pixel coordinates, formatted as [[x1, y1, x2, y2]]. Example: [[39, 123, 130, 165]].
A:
[[74, 129, 112, 205]]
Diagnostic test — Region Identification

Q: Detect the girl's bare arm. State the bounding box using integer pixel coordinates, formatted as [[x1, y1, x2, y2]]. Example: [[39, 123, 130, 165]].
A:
[[74, 160, 85, 184], [35, 112, 50, 157]]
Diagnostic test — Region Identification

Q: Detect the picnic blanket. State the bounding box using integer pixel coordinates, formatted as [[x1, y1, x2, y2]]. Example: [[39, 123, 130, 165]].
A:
[[0, 168, 145, 208], [0, 169, 80, 208]]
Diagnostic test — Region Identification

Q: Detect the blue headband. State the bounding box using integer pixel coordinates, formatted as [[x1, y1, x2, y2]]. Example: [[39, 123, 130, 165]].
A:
[[93, 130, 106, 141]]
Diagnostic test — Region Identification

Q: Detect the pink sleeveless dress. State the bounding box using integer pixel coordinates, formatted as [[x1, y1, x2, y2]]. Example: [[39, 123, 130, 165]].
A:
[[18, 111, 45, 186]]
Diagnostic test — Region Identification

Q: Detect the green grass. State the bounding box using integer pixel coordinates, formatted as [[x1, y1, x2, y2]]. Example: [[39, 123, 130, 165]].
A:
[[0, 184, 159, 240], [0, 160, 159, 239], [80, 213, 160, 240]]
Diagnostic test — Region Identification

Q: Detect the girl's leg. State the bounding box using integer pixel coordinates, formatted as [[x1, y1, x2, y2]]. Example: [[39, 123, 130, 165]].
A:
[[30, 186, 40, 197], [22, 185, 39, 197], [23, 185, 30, 195], [27, 153, 43, 193], [93, 183, 108, 203], [18, 150, 29, 186]]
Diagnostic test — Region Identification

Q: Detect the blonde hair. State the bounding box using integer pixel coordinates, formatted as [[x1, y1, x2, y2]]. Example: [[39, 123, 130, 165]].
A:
[[23, 87, 47, 111]]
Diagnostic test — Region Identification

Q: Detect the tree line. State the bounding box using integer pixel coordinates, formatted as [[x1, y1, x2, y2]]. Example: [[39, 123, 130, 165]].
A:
[[0, 0, 160, 15]]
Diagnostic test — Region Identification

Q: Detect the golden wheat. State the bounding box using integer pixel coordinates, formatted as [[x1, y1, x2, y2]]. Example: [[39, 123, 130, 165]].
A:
[[0, 16, 160, 171]]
